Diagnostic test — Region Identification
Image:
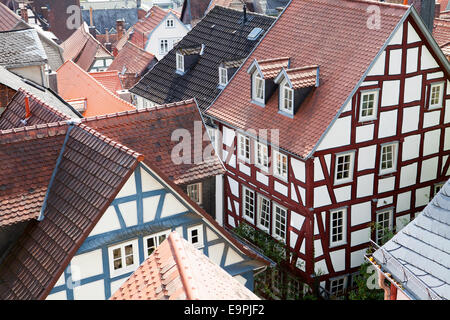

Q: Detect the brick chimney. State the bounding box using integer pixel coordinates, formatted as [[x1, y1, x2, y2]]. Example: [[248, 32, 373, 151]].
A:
[[116, 19, 125, 40], [105, 29, 112, 53], [20, 7, 28, 23], [88, 7, 97, 38]]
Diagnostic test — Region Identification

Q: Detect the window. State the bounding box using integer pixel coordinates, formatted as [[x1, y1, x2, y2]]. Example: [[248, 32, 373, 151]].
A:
[[176, 53, 184, 72], [253, 73, 265, 103], [242, 186, 255, 223], [273, 203, 287, 242], [380, 143, 398, 175], [108, 240, 139, 276], [143, 230, 170, 258], [166, 19, 174, 28], [334, 152, 354, 184], [187, 183, 202, 205], [330, 277, 347, 297], [359, 90, 378, 121], [330, 209, 346, 247], [237, 134, 251, 162], [273, 150, 288, 180], [257, 194, 271, 232], [375, 209, 393, 245], [280, 83, 294, 114], [207, 126, 218, 151], [429, 82, 444, 109], [160, 39, 169, 54], [287, 277, 301, 300], [188, 225, 204, 249], [255, 142, 269, 171], [219, 67, 228, 86]]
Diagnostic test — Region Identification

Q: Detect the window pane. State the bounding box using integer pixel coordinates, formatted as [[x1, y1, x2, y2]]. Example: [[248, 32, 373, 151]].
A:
[[125, 255, 134, 266], [125, 244, 133, 256], [113, 248, 121, 259], [114, 259, 122, 270]]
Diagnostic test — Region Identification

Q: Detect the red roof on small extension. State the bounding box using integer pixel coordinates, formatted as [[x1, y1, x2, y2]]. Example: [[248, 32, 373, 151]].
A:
[[81, 99, 224, 184], [206, 0, 409, 158], [89, 70, 124, 95], [111, 232, 260, 300], [129, 6, 172, 49], [107, 41, 155, 76]]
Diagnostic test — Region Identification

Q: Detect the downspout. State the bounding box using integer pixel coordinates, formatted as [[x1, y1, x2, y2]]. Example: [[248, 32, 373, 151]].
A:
[[377, 271, 391, 300]]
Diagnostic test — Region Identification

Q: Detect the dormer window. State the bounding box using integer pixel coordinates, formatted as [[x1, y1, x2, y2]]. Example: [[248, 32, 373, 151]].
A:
[[253, 73, 265, 103], [219, 67, 228, 86], [176, 52, 184, 72], [280, 83, 293, 114]]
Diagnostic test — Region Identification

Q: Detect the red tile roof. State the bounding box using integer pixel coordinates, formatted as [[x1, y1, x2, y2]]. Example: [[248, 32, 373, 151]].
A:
[[81, 99, 225, 184], [110, 232, 260, 300], [0, 2, 21, 31], [0, 88, 69, 130], [89, 70, 124, 95], [281, 65, 319, 90], [0, 121, 143, 299], [434, 18, 450, 46], [107, 41, 155, 76], [61, 23, 113, 71], [57, 60, 135, 117], [129, 6, 172, 49], [206, 0, 408, 158], [253, 57, 291, 79]]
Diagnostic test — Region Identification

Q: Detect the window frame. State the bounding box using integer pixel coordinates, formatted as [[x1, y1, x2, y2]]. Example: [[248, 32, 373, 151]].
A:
[[176, 52, 184, 72], [187, 182, 202, 205], [272, 202, 287, 242], [375, 209, 393, 245], [252, 72, 265, 104], [334, 151, 355, 185], [237, 133, 251, 163], [256, 194, 271, 233], [359, 89, 379, 122], [143, 230, 171, 259], [108, 239, 139, 277], [187, 225, 204, 249], [329, 276, 347, 298], [379, 142, 398, 175], [329, 208, 347, 247], [280, 82, 294, 115], [273, 149, 288, 180], [429, 82, 444, 110], [160, 39, 169, 54], [242, 186, 256, 223], [255, 141, 269, 172], [166, 18, 175, 28], [219, 67, 228, 86]]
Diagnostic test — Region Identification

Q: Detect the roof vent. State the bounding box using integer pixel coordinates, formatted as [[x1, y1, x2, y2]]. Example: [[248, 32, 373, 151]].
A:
[[247, 28, 263, 41]]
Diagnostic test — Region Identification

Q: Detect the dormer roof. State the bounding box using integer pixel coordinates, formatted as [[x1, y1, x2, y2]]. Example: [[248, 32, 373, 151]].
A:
[[221, 57, 246, 69], [247, 57, 290, 79], [177, 44, 204, 55], [274, 65, 319, 89]]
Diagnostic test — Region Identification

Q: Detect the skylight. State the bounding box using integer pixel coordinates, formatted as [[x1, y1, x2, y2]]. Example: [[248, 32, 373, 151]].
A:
[[247, 28, 263, 41]]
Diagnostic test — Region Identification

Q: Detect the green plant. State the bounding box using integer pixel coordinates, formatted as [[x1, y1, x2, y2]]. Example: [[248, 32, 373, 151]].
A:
[[348, 262, 384, 300]]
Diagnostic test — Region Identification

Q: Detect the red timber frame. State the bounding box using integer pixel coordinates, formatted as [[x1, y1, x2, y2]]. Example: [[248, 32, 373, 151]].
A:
[[215, 16, 450, 292]]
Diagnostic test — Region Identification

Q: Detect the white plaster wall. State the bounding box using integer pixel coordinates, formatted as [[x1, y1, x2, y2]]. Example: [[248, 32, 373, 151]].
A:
[[291, 158, 305, 182], [399, 162, 418, 188], [227, 177, 239, 197], [357, 174, 374, 198], [351, 227, 370, 247], [421, 45, 439, 70], [115, 173, 136, 198], [404, 76, 422, 103], [389, 49, 402, 75], [314, 158, 325, 181], [356, 124, 374, 143], [256, 171, 269, 185], [160, 193, 188, 218], [239, 162, 251, 176], [402, 105, 420, 133], [274, 181, 288, 196], [402, 134, 420, 161], [316, 116, 351, 151], [381, 80, 400, 107], [330, 249, 346, 272], [367, 51, 385, 76], [420, 157, 438, 182], [70, 250, 103, 281], [378, 110, 398, 138], [223, 126, 235, 147], [423, 129, 441, 156], [396, 191, 411, 213], [46, 291, 67, 300], [358, 145, 376, 171], [378, 176, 395, 194], [351, 201, 372, 226], [406, 47, 419, 74], [389, 23, 403, 46], [423, 110, 441, 128], [215, 175, 224, 226], [143, 195, 160, 222], [224, 247, 244, 266], [89, 206, 121, 236], [350, 249, 367, 268], [415, 186, 430, 207], [407, 22, 420, 44], [334, 185, 351, 202], [73, 280, 105, 300], [314, 185, 332, 207], [314, 239, 323, 257], [141, 167, 164, 192], [118, 201, 138, 227]]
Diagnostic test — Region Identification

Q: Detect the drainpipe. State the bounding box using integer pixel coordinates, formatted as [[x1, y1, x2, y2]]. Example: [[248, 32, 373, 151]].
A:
[[377, 271, 391, 300]]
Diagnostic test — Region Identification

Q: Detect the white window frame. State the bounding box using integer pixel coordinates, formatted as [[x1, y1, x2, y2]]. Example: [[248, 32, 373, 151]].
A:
[[255, 141, 269, 171], [252, 72, 265, 104], [329, 208, 347, 247], [273, 150, 288, 180], [187, 225, 204, 249], [256, 194, 271, 233], [280, 82, 294, 115], [375, 209, 393, 245], [166, 18, 174, 28], [272, 202, 287, 242], [334, 152, 354, 185], [108, 239, 139, 277], [379, 142, 398, 175], [160, 39, 169, 54], [434, 182, 445, 196], [206, 125, 218, 151], [219, 67, 228, 86], [237, 133, 251, 163], [187, 182, 202, 205], [143, 230, 171, 259], [359, 90, 378, 121], [329, 276, 347, 298], [429, 82, 444, 109], [176, 52, 184, 72], [242, 186, 256, 223]]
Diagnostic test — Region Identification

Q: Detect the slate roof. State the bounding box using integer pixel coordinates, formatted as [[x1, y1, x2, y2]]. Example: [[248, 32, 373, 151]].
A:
[[206, 0, 409, 158], [0, 28, 47, 68], [0, 66, 81, 119], [110, 231, 260, 300], [107, 41, 155, 76], [130, 6, 275, 112], [372, 179, 450, 300], [81, 99, 225, 184], [0, 122, 143, 299], [0, 89, 69, 130], [61, 22, 113, 71], [81, 8, 139, 34], [56, 60, 135, 117]]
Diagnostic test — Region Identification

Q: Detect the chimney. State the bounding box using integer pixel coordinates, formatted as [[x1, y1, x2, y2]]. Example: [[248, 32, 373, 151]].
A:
[[48, 71, 58, 94], [89, 7, 94, 26], [20, 7, 28, 23], [116, 19, 125, 40], [24, 96, 31, 119], [41, 6, 49, 20], [408, 0, 436, 32], [105, 29, 112, 53], [243, 4, 247, 23]]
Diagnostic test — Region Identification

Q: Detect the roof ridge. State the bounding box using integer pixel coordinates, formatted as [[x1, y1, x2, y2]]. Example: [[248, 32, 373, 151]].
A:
[[81, 99, 197, 123], [341, 0, 409, 10], [0, 121, 69, 144], [212, 4, 276, 19], [286, 65, 319, 71], [15, 88, 70, 121], [257, 56, 291, 63]]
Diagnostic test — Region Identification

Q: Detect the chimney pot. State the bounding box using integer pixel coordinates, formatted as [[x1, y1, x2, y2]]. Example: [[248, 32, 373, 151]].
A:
[[24, 96, 31, 119]]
